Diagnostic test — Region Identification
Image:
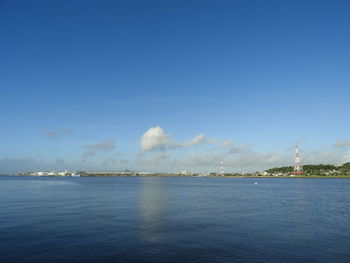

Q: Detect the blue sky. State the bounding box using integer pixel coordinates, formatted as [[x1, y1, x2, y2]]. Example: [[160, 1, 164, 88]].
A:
[[1, 0, 350, 173]]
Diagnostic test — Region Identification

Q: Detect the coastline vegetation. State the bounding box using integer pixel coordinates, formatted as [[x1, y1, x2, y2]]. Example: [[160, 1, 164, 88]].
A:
[[16, 162, 350, 178], [264, 162, 350, 176]]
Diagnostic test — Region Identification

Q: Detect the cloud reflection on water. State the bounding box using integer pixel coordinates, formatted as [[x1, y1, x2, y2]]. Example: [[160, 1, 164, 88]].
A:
[[137, 178, 167, 244]]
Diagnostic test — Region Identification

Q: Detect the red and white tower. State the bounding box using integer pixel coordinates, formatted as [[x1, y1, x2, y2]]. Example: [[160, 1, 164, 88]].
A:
[[220, 160, 224, 176], [293, 146, 303, 175]]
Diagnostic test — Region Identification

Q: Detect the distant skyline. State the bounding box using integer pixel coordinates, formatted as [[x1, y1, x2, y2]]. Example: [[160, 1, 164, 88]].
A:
[[1, 0, 350, 174]]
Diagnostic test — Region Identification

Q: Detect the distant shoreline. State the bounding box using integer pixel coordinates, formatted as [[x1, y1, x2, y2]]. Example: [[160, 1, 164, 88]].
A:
[[6, 174, 350, 179]]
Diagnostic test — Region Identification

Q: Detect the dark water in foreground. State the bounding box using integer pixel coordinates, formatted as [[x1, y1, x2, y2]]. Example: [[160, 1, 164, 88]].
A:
[[0, 176, 349, 263]]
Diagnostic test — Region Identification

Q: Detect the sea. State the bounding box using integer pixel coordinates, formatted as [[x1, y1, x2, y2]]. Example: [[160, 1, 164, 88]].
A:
[[0, 176, 349, 263]]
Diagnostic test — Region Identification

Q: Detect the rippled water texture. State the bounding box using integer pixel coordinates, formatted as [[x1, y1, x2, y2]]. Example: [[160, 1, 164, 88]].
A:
[[0, 176, 349, 263]]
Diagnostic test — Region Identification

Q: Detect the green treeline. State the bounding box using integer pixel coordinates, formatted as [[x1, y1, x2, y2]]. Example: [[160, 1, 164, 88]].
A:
[[266, 162, 350, 176]]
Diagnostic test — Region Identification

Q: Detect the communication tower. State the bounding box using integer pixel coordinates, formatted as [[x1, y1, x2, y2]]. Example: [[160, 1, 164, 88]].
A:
[[293, 146, 303, 175], [220, 160, 224, 176]]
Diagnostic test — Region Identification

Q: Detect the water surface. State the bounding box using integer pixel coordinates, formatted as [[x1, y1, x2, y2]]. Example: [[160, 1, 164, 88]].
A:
[[0, 176, 349, 263]]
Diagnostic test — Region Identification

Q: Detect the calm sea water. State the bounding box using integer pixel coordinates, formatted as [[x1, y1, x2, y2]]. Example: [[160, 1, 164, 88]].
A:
[[0, 176, 349, 263]]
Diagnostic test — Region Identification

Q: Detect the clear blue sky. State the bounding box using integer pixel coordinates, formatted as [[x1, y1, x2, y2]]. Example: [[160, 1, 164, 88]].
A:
[[1, 0, 350, 173]]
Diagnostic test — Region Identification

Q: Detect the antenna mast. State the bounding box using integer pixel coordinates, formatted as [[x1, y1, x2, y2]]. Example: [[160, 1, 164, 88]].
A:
[[220, 160, 224, 176], [293, 146, 303, 175]]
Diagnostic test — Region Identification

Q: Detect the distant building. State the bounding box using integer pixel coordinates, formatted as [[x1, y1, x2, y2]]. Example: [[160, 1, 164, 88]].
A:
[[260, 171, 269, 176]]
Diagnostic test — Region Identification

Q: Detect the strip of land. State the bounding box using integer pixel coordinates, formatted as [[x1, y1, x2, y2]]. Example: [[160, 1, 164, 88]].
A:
[[15, 162, 350, 178]]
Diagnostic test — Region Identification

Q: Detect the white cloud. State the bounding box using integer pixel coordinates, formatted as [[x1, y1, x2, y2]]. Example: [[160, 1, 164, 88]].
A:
[[60, 128, 72, 134], [83, 138, 116, 151], [302, 148, 346, 165], [332, 140, 350, 148], [342, 151, 350, 163], [183, 134, 208, 146], [284, 139, 306, 151], [43, 130, 58, 138], [3, 142, 350, 174], [134, 140, 350, 172], [82, 139, 116, 158], [43, 128, 73, 139], [54, 158, 65, 165], [136, 152, 172, 166], [221, 139, 232, 148], [100, 158, 126, 168], [227, 143, 254, 154], [0, 157, 70, 174], [140, 127, 215, 152], [183, 150, 289, 172], [140, 127, 173, 152], [84, 150, 96, 157]]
